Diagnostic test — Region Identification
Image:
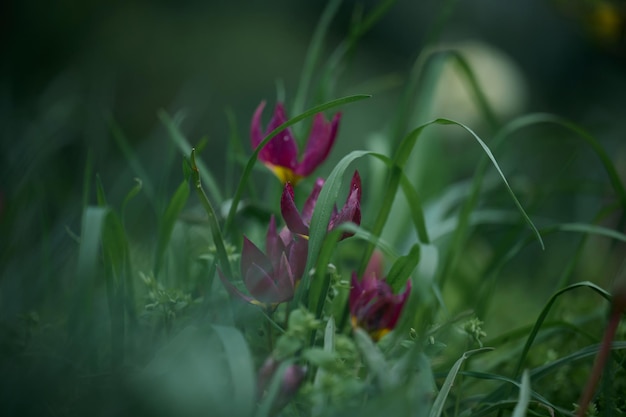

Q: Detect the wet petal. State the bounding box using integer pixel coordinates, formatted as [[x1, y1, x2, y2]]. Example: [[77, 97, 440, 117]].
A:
[[296, 112, 341, 177], [251, 101, 267, 149], [281, 182, 310, 235]]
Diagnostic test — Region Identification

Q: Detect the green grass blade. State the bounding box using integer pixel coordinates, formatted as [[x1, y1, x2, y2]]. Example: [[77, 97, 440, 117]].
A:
[[362, 118, 543, 277], [154, 180, 189, 278], [429, 347, 494, 417], [292, 0, 342, 119], [353, 328, 392, 388], [101, 211, 129, 369], [386, 243, 420, 293], [461, 370, 569, 415], [400, 174, 431, 244], [211, 324, 256, 417], [312, 316, 336, 416], [95, 174, 107, 206], [495, 113, 626, 213], [158, 109, 223, 203], [513, 281, 612, 379], [224, 94, 370, 236], [530, 341, 626, 381], [68, 206, 109, 353], [449, 51, 499, 131], [108, 116, 156, 204], [82, 150, 93, 210], [319, 0, 396, 99], [121, 177, 142, 228], [435, 118, 543, 248], [190, 150, 234, 281], [511, 370, 530, 417]]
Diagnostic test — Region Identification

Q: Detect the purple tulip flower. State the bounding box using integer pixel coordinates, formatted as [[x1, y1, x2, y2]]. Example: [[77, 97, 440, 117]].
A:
[[251, 101, 341, 185], [218, 216, 307, 307], [350, 253, 411, 341], [280, 170, 361, 239]]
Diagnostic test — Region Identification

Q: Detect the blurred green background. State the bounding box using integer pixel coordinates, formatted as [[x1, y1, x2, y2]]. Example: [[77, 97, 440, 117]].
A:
[[1, 0, 626, 415], [2, 0, 626, 400]]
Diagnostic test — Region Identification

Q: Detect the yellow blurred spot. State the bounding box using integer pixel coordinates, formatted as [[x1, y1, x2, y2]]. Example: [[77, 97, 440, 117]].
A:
[[266, 164, 303, 185], [590, 2, 622, 43], [351, 315, 391, 342]]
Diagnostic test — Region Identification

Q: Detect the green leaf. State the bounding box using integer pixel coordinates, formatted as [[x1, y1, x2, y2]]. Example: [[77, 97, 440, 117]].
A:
[[387, 243, 420, 293], [353, 328, 392, 388], [68, 206, 109, 343], [135, 325, 255, 417], [190, 149, 234, 280], [362, 118, 543, 280], [154, 180, 190, 278], [108, 116, 156, 204], [211, 325, 256, 417], [121, 177, 143, 227], [513, 281, 612, 379], [158, 110, 223, 202], [511, 370, 531, 417], [428, 347, 493, 417], [292, 0, 343, 119], [95, 174, 107, 207], [101, 210, 130, 368]]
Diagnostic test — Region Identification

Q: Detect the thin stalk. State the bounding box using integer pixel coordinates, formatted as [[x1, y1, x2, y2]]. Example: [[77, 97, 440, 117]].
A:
[[191, 149, 233, 279]]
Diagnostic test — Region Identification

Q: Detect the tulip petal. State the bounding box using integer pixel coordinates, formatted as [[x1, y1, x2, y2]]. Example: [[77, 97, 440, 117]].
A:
[[364, 251, 384, 282], [296, 112, 341, 177], [246, 263, 282, 304], [266, 216, 286, 264], [217, 268, 255, 304], [281, 182, 310, 236], [251, 101, 267, 149], [287, 237, 308, 284], [349, 272, 363, 314], [260, 103, 298, 170], [328, 173, 361, 237], [241, 236, 272, 279], [275, 253, 295, 302], [301, 178, 324, 223]]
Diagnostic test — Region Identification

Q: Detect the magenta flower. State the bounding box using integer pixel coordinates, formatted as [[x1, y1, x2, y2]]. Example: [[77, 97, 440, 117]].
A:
[[218, 216, 308, 307], [251, 101, 341, 185], [257, 356, 307, 412], [281, 170, 361, 239], [350, 254, 411, 341]]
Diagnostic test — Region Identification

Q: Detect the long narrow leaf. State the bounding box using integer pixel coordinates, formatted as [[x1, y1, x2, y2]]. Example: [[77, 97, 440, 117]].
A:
[[211, 325, 256, 417], [292, 0, 342, 118], [429, 347, 493, 417], [154, 180, 189, 278], [511, 370, 531, 417], [513, 281, 612, 378], [158, 110, 223, 202]]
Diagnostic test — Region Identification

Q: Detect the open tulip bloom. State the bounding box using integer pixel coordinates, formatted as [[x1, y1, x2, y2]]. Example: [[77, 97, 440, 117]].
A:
[[281, 170, 361, 239], [218, 216, 308, 307], [349, 268, 411, 341], [251, 101, 341, 185]]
